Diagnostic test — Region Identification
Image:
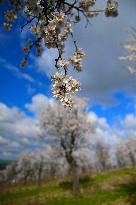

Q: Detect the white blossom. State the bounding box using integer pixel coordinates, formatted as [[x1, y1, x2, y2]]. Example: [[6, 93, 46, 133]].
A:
[[51, 72, 80, 107], [2, 0, 119, 107]]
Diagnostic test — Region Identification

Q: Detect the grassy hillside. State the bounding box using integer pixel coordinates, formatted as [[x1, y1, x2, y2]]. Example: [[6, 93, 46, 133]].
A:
[[0, 168, 136, 205]]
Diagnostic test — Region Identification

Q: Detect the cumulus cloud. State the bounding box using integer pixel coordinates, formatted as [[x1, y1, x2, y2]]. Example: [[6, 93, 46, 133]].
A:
[[123, 114, 136, 130], [120, 114, 136, 138], [25, 93, 54, 114], [87, 112, 122, 147], [0, 102, 41, 159], [0, 93, 136, 159]]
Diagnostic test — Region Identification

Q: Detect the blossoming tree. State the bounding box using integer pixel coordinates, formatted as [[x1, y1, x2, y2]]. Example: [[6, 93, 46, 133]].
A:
[[1, 0, 119, 107], [116, 137, 136, 168], [39, 98, 93, 195]]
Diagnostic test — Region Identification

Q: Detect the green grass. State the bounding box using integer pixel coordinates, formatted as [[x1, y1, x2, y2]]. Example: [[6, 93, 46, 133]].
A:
[[0, 167, 136, 205]]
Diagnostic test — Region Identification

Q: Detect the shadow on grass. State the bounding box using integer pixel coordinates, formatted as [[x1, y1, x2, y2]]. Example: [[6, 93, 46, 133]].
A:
[[117, 173, 136, 205], [59, 175, 95, 190]]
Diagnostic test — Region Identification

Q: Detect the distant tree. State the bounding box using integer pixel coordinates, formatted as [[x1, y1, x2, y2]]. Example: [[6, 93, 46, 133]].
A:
[[125, 137, 136, 167], [2, 147, 68, 184], [4, 161, 18, 184], [1, 0, 119, 107], [0, 170, 5, 184], [16, 152, 35, 183], [39, 98, 93, 195], [33, 147, 66, 184], [116, 144, 134, 168], [115, 137, 136, 168], [94, 140, 111, 172]]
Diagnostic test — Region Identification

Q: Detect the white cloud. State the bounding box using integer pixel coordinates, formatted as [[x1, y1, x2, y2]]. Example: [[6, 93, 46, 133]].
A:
[[25, 93, 54, 114], [123, 114, 136, 129], [36, 49, 58, 76], [0, 136, 9, 145], [88, 112, 109, 130], [0, 102, 41, 158], [14, 117, 40, 137], [120, 114, 136, 138], [0, 103, 25, 123], [87, 112, 121, 147], [0, 57, 35, 83], [0, 93, 136, 159]]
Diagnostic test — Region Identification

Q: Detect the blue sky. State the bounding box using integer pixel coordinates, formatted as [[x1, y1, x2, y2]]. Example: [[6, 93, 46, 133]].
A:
[[0, 0, 136, 120], [0, 20, 51, 108], [0, 0, 136, 159]]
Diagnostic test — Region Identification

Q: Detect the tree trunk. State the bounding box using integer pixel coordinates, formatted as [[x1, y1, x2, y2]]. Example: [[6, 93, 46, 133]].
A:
[[38, 168, 42, 185], [71, 163, 80, 195]]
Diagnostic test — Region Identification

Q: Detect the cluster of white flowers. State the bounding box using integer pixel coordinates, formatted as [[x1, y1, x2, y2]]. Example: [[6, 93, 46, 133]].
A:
[[69, 48, 85, 72], [3, 0, 119, 107], [105, 0, 118, 17], [56, 48, 85, 71], [3, 10, 17, 30], [42, 12, 72, 51], [51, 72, 80, 107], [5, 10, 17, 22], [52, 47, 85, 106], [80, 0, 96, 11]]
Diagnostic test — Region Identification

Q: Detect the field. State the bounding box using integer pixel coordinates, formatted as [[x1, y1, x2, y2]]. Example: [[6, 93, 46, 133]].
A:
[[0, 168, 136, 205]]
